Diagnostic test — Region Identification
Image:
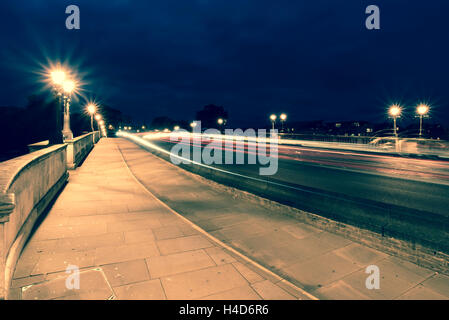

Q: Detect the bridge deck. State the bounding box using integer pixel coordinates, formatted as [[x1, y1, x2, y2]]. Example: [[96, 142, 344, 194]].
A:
[[10, 138, 309, 300], [11, 138, 449, 300]]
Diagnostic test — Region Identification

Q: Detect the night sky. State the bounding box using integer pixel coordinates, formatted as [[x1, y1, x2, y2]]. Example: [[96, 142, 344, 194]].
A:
[[1, 0, 448, 128]]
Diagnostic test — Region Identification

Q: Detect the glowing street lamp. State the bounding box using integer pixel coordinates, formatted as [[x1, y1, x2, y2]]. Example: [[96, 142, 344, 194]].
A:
[[388, 105, 402, 138], [51, 70, 66, 86], [270, 114, 277, 131], [87, 103, 96, 115], [280, 113, 287, 132], [63, 80, 75, 94], [94, 114, 103, 132], [174, 125, 180, 131], [416, 104, 429, 138], [48, 67, 69, 144], [98, 118, 107, 137], [61, 79, 76, 140], [86, 103, 97, 133], [217, 118, 225, 133], [190, 121, 199, 133]]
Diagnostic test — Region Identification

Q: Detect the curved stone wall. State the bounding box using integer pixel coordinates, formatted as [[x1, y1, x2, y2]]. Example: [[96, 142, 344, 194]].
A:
[[0, 144, 68, 299]]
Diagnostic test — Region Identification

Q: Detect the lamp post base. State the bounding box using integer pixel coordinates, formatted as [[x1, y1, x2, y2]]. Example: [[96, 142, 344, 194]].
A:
[[62, 130, 73, 141]]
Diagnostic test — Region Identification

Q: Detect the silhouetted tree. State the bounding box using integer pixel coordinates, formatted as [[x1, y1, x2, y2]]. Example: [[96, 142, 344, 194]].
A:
[[149, 116, 189, 131], [150, 116, 176, 130], [195, 104, 228, 129], [100, 105, 128, 129]]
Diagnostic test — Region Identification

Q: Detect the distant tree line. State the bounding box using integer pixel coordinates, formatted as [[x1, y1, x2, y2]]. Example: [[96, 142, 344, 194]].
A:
[[150, 104, 229, 131]]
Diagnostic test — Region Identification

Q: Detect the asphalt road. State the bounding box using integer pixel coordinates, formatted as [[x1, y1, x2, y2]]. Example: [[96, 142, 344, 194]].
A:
[[145, 135, 449, 219]]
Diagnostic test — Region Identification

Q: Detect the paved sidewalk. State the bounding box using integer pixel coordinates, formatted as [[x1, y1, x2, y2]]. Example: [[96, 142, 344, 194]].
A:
[[117, 138, 449, 300], [11, 139, 311, 300]]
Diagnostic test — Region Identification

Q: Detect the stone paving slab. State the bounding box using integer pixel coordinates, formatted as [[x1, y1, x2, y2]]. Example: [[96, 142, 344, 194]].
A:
[[22, 269, 113, 300], [145, 250, 215, 279], [11, 139, 309, 300], [161, 264, 250, 300]]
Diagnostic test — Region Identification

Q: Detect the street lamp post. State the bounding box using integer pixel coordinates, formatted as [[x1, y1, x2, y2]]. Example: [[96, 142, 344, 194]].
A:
[[280, 113, 287, 132], [217, 118, 225, 133], [416, 104, 429, 138], [388, 105, 401, 138], [87, 103, 96, 132], [270, 114, 277, 131], [99, 120, 105, 136], [96, 116, 107, 138], [62, 80, 76, 140], [49, 69, 66, 144], [95, 114, 102, 131], [389, 105, 402, 152], [87, 103, 97, 143]]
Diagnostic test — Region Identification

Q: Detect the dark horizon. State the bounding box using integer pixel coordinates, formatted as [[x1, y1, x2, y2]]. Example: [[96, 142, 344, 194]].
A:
[[1, 0, 448, 128]]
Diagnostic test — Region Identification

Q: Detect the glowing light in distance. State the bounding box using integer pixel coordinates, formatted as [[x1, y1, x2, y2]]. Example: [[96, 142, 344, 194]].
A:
[[63, 80, 76, 94], [417, 104, 429, 115], [50, 70, 66, 86], [388, 105, 401, 117], [87, 103, 96, 115]]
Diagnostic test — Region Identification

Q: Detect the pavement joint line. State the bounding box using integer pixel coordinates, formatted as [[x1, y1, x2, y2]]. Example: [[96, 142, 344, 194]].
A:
[[316, 262, 368, 292], [158, 278, 168, 300], [116, 141, 319, 301], [199, 282, 264, 301], [323, 247, 390, 287], [96, 267, 116, 300], [392, 271, 438, 300]]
